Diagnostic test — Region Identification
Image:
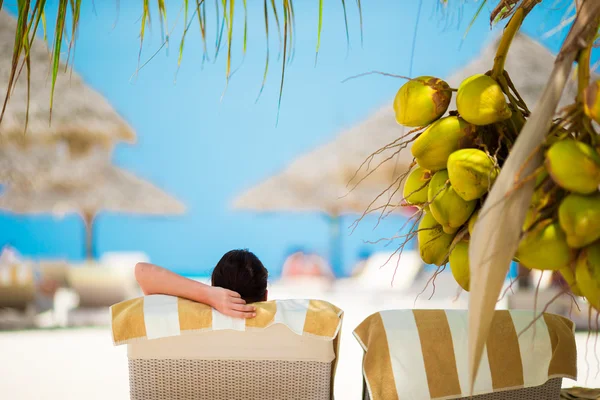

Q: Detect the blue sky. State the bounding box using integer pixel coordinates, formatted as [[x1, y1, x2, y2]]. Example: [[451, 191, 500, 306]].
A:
[[0, 1, 584, 276]]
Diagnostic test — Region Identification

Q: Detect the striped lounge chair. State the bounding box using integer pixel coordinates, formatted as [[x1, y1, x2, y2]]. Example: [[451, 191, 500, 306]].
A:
[[354, 309, 577, 400], [111, 296, 343, 400]]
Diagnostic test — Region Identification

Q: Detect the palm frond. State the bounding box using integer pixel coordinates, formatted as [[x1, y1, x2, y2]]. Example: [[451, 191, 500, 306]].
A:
[[315, 0, 323, 65], [178, 0, 190, 67], [269, 0, 283, 58], [50, 0, 68, 119], [256, 0, 270, 101], [277, 0, 290, 124], [340, 0, 350, 55], [356, 0, 363, 46], [463, 0, 487, 39], [0, 0, 366, 126]]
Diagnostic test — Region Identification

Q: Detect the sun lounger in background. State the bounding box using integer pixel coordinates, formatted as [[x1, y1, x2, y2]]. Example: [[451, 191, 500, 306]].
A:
[[0, 263, 37, 329], [38, 260, 69, 288], [0, 263, 35, 311], [354, 309, 577, 400], [111, 296, 343, 400], [507, 288, 598, 332], [67, 253, 145, 326]]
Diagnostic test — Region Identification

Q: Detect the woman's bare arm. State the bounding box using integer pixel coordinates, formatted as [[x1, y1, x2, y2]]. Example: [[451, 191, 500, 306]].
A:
[[134, 262, 256, 318]]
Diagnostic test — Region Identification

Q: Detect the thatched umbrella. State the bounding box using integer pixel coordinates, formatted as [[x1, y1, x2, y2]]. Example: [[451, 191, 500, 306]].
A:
[[0, 10, 135, 148], [0, 165, 185, 259], [0, 143, 110, 191], [0, 10, 135, 191], [233, 106, 414, 276]]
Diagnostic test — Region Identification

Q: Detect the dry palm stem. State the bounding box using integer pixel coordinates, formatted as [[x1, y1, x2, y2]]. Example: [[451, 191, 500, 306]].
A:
[[467, 0, 600, 393]]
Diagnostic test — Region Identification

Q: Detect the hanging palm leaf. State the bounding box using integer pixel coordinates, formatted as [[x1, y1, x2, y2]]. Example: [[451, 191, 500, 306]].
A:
[[0, 0, 365, 128]]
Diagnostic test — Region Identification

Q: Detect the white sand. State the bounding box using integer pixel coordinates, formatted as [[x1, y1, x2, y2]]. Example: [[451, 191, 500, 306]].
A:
[[1, 282, 599, 399]]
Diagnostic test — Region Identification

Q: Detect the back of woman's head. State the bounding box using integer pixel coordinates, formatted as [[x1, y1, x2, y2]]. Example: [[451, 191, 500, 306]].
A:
[[211, 249, 268, 303]]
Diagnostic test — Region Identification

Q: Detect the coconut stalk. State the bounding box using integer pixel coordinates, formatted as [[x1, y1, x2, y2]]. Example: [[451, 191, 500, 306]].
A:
[[467, 0, 600, 392]]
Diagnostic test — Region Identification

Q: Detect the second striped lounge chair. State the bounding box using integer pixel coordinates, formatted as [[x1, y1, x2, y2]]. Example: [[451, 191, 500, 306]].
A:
[[354, 309, 577, 400]]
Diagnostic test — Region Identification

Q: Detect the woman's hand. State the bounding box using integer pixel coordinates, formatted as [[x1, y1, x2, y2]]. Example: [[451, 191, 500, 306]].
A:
[[209, 286, 256, 319]]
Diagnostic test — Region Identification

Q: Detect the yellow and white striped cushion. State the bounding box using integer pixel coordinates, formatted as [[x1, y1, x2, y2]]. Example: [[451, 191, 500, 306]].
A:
[[353, 309, 577, 400], [111, 295, 343, 345]]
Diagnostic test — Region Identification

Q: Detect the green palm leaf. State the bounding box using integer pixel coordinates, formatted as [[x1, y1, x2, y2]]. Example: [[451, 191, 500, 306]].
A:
[[2, 0, 498, 126]]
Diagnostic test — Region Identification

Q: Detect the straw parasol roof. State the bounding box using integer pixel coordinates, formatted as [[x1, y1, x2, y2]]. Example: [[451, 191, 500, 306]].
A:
[[0, 143, 110, 190], [0, 165, 185, 216], [0, 10, 135, 148], [233, 105, 411, 216], [0, 165, 185, 258]]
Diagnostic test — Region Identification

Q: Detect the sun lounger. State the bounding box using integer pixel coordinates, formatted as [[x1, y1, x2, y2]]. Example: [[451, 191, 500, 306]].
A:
[[0, 263, 35, 311], [354, 309, 577, 400], [68, 261, 140, 308], [111, 296, 343, 400], [507, 288, 598, 332], [38, 260, 69, 288]]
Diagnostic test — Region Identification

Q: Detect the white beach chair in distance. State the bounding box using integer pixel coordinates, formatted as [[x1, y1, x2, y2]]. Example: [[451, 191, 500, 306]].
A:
[[67, 252, 146, 326], [111, 296, 344, 400]]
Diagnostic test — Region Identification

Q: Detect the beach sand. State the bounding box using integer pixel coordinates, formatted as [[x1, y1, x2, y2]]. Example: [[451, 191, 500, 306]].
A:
[[1, 280, 599, 399]]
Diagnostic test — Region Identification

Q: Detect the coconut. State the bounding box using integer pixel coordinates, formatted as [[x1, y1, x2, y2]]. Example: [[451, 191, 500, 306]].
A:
[[393, 76, 452, 127], [449, 240, 470, 291], [516, 219, 575, 271], [411, 116, 476, 172], [428, 170, 477, 234], [546, 140, 600, 194], [418, 212, 456, 266], [468, 208, 479, 236], [447, 148, 499, 201], [575, 241, 600, 311], [558, 193, 600, 249], [583, 80, 600, 125], [403, 166, 430, 207], [456, 74, 512, 126], [558, 264, 584, 297]]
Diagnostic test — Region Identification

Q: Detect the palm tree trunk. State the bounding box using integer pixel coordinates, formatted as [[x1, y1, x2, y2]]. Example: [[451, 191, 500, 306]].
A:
[[328, 214, 342, 278], [82, 212, 95, 260]]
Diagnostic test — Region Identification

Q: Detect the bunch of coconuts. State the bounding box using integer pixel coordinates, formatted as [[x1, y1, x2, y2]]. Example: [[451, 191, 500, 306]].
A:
[[395, 72, 600, 314]]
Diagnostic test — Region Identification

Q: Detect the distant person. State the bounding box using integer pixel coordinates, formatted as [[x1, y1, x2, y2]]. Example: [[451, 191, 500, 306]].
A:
[[281, 250, 334, 280], [135, 249, 267, 319]]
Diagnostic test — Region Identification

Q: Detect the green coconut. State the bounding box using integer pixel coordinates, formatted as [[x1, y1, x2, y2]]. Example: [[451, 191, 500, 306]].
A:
[[403, 166, 431, 207], [546, 140, 600, 195], [411, 116, 477, 172], [418, 212, 456, 266], [447, 148, 499, 201], [575, 242, 600, 311], [558, 265, 584, 297], [516, 219, 575, 271], [558, 193, 600, 249], [456, 74, 512, 126], [449, 240, 470, 292], [393, 76, 452, 127], [428, 170, 477, 234]]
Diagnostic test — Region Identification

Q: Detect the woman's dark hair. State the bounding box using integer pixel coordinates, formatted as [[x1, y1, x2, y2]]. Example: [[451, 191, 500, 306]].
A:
[[211, 249, 268, 303]]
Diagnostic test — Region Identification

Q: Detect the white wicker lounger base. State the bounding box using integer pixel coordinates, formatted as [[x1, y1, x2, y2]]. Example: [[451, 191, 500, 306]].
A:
[[128, 358, 332, 400]]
